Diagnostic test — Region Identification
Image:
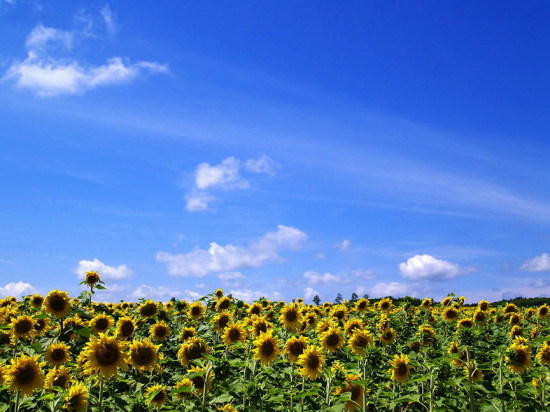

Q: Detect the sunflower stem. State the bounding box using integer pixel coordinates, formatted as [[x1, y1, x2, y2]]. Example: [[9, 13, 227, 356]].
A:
[[362, 358, 368, 412], [98, 377, 104, 412], [300, 375, 305, 412], [201, 367, 211, 410], [13, 390, 20, 412], [498, 356, 506, 412]]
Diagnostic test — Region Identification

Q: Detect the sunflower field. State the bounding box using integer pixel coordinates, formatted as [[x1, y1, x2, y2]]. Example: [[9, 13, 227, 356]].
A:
[[0, 273, 549, 411]]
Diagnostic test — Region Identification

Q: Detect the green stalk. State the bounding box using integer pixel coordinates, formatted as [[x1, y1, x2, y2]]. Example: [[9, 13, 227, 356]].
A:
[[300, 375, 305, 412], [13, 390, 20, 412], [98, 378, 104, 412]]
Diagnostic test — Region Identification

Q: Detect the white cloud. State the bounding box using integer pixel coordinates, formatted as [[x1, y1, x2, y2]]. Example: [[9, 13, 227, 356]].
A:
[[338, 239, 351, 250], [185, 155, 278, 212], [6, 54, 168, 96], [218, 272, 245, 281], [229, 289, 282, 302], [399, 254, 466, 281], [75, 258, 133, 280], [304, 287, 319, 301], [101, 4, 118, 38], [351, 269, 376, 280], [131, 285, 181, 300], [369, 282, 412, 298], [0, 281, 37, 298], [157, 225, 307, 277], [26, 23, 73, 51], [520, 253, 550, 272], [303, 270, 349, 285]]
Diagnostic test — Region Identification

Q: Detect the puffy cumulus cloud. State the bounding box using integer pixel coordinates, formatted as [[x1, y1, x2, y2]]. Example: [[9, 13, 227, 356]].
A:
[[399, 254, 467, 281], [520, 253, 550, 272], [0, 281, 37, 298], [303, 271, 349, 285], [75, 258, 133, 280], [157, 225, 307, 277], [5, 55, 168, 97], [185, 155, 277, 212], [131, 285, 200, 301], [229, 289, 282, 303], [304, 287, 319, 301], [369, 282, 412, 298]]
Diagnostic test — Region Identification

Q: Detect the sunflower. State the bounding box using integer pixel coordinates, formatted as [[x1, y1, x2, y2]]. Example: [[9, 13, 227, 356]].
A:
[[64, 382, 89, 412], [509, 325, 523, 339], [218, 405, 238, 412], [508, 313, 522, 326], [537, 304, 549, 319], [29, 294, 44, 309], [448, 342, 466, 367], [536, 342, 550, 366], [189, 302, 206, 320], [173, 377, 193, 399], [379, 327, 397, 345], [389, 354, 411, 384], [348, 330, 374, 356], [334, 374, 364, 411], [177, 337, 212, 367], [214, 288, 224, 299], [150, 321, 171, 342], [128, 339, 160, 372], [285, 336, 309, 362], [376, 314, 391, 331], [473, 310, 488, 325], [90, 314, 112, 334], [146, 384, 168, 408], [321, 327, 345, 353], [5, 354, 45, 396], [33, 317, 50, 336], [441, 297, 453, 306], [442, 306, 460, 321], [251, 316, 272, 337], [506, 344, 532, 374], [139, 300, 158, 319], [355, 298, 369, 312], [302, 313, 318, 330], [83, 333, 128, 377], [377, 298, 393, 313], [216, 296, 232, 311], [457, 318, 474, 329], [248, 303, 263, 316], [280, 303, 303, 331], [316, 319, 337, 335], [179, 327, 197, 342], [212, 311, 232, 333], [420, 298, 433, 309], [331, 305, 348, 322], [116, 317, 136, 339], [84, 271, 101, 287], [464, 362, 483, 383], [44, 366, 72, 389], [344, 319, 364, 336], [188, 366, 213, 395], [43, 290, 72, 319], [477, 300, 490, 311], [45, 342, 71, 366], [10, 315, 35, 339], [418, 324, 436, 346], [503, 303, 519, 314], [222, 323, 247, 347], [253, 332, 280, 366], [297, 345, 325, 380]]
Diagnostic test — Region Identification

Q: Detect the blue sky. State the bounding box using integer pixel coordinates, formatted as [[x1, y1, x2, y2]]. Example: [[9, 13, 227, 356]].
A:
[[1, 1, 549, 302]]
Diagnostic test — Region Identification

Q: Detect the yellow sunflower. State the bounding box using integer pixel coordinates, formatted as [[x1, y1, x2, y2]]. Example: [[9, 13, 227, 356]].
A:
[[536, 342, 550, 366], [33, 317, 50, 336], [179, 327, 197, 342], [188, 366, 213, 395], [145, 384, 168, 408], [216, 296, 232, 311], [442, 306, 460, 321], [441, 297, 453, 306], [418, 324, 436, 346], [377, 298, 393, 313], [477, 300, 490, 311], [212, 311, 232, 333], [173, 377, 193, 400], [128, 339, 160, 372], [90, 314, 112, 335], [334, 374, 364, 411], [344, 318, 364, 336], [279, 303, 303, 331], [83, 333, 128, 377], [177, 337, 211, 367], [503, 303, 519, 314], [355, 298, 369, 312], [188, 302, 206, 320], [139, 300, 158, 319], [218, 405, 238, 412], [508, 313, 522, 326], [331, 305, 348, 322], [537, 304, 549, 319], [253, 332, 280, 366], [222, 323, 247, 347], [473, 310, 488, 325], [506, 344, 532, 374], [448, 342, 466, 367], [64, 382, 89, 412], [348, 330, 374, 356], [284, 336, 309, 362], [464, 361, 483, 383], [5, 354, 45, 396], [214, 288, 224, 298], [29, 294, 44, 309], [389, 354, 411, 384], [248, 303, 263, 316], [379, 327, 397, 345], [44, 366, 72, 389], [116, 317, 136, 340], [150, 321, 171, 342], [420, 298, 433, 309], [10, 315, 35, 339], [457, 318, 474, 329], [509, 325, 523, 339], [251, 316, 272, 337], [45, 342, 71, 366], [43, 290, 72, 319], [297, 345, 325, 380], [84, 271, 101, 287], [321, 327, 345, 353]]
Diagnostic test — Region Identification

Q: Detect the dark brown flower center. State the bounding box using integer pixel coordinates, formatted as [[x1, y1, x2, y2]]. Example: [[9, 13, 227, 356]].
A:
[[15, 319, 33, 335], [255, 323, 267, 335], [355, 336, 367, 347], [191, 307, 202, 317], [334, 310, 345, 320], [306, 354, 319, 369], [49, 295, 67, 312], [155, 326, 168, 338], [53, 375, 68, 388], [95, 318, 109, 331], [51, 348, 66, 361], [289, 341, 305, 356], [187, 342, 205, 361], [261, 340, 274, 356], [96, 343, 120, 366], [120, 321, 134, 337], [285, 310, 297, 322], [132, 346, 154, 366], [228, 328, 241, 342], [218, 300, 230, 310], [350, 385, 361, 401], [141, 304, 157, 317], [217, 316, 230, 329], [396, 363, 408, 375], [32, 297, 43, 306], [192, 376, 205, 389], [15, 364, 36, 385], [250, 306, 261, 315], [326, 333, 339, 347], [181, 330, 194, 341]]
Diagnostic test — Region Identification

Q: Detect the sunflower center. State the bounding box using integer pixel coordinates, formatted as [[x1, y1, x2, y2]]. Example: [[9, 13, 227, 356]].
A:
[[251, 306, 261, 315], [381, 302, 389, 310], [133, 346, 154, 366], [306, 354, 320, 369], [285, 310, 297, 322], [15, 364, 36, 386], [396, 363, 408, 375], [34, 320, 46, 332], [255, 323, 267, 335], [515, 350, 526, 363], [350, 385, 361, 401], [32, 297, 43, 306], [191, 307, 201, 316], [358, 302, 366, 310], [540, 308, 548, 316], [153, 390, 166, 402], [187, 343, 204, 361], [95, 318, 109, 331], [181, 330, 194, 341], [141, 304, 157, 317], [53, 375, 68, 388], [218, 300, 230, 310], [15, 320, 33, 335], [192, 376, 205, 389], [49, 295, 67, 312], [120, 321, 134, 337], [51, 348, 66, 361], [155, 326, 168, 338], [326, 333, 339, 347], [0, 332, 11, 344], [96, 343, 120, 366], [355, 336, 367, 347], [334, 311, 345, 320], [218, 316, 230, 329], [69, 396, 80, 409], [289, 341, 305, 356], [261, 340, 275, 356], [228, 328, 241, 342]]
